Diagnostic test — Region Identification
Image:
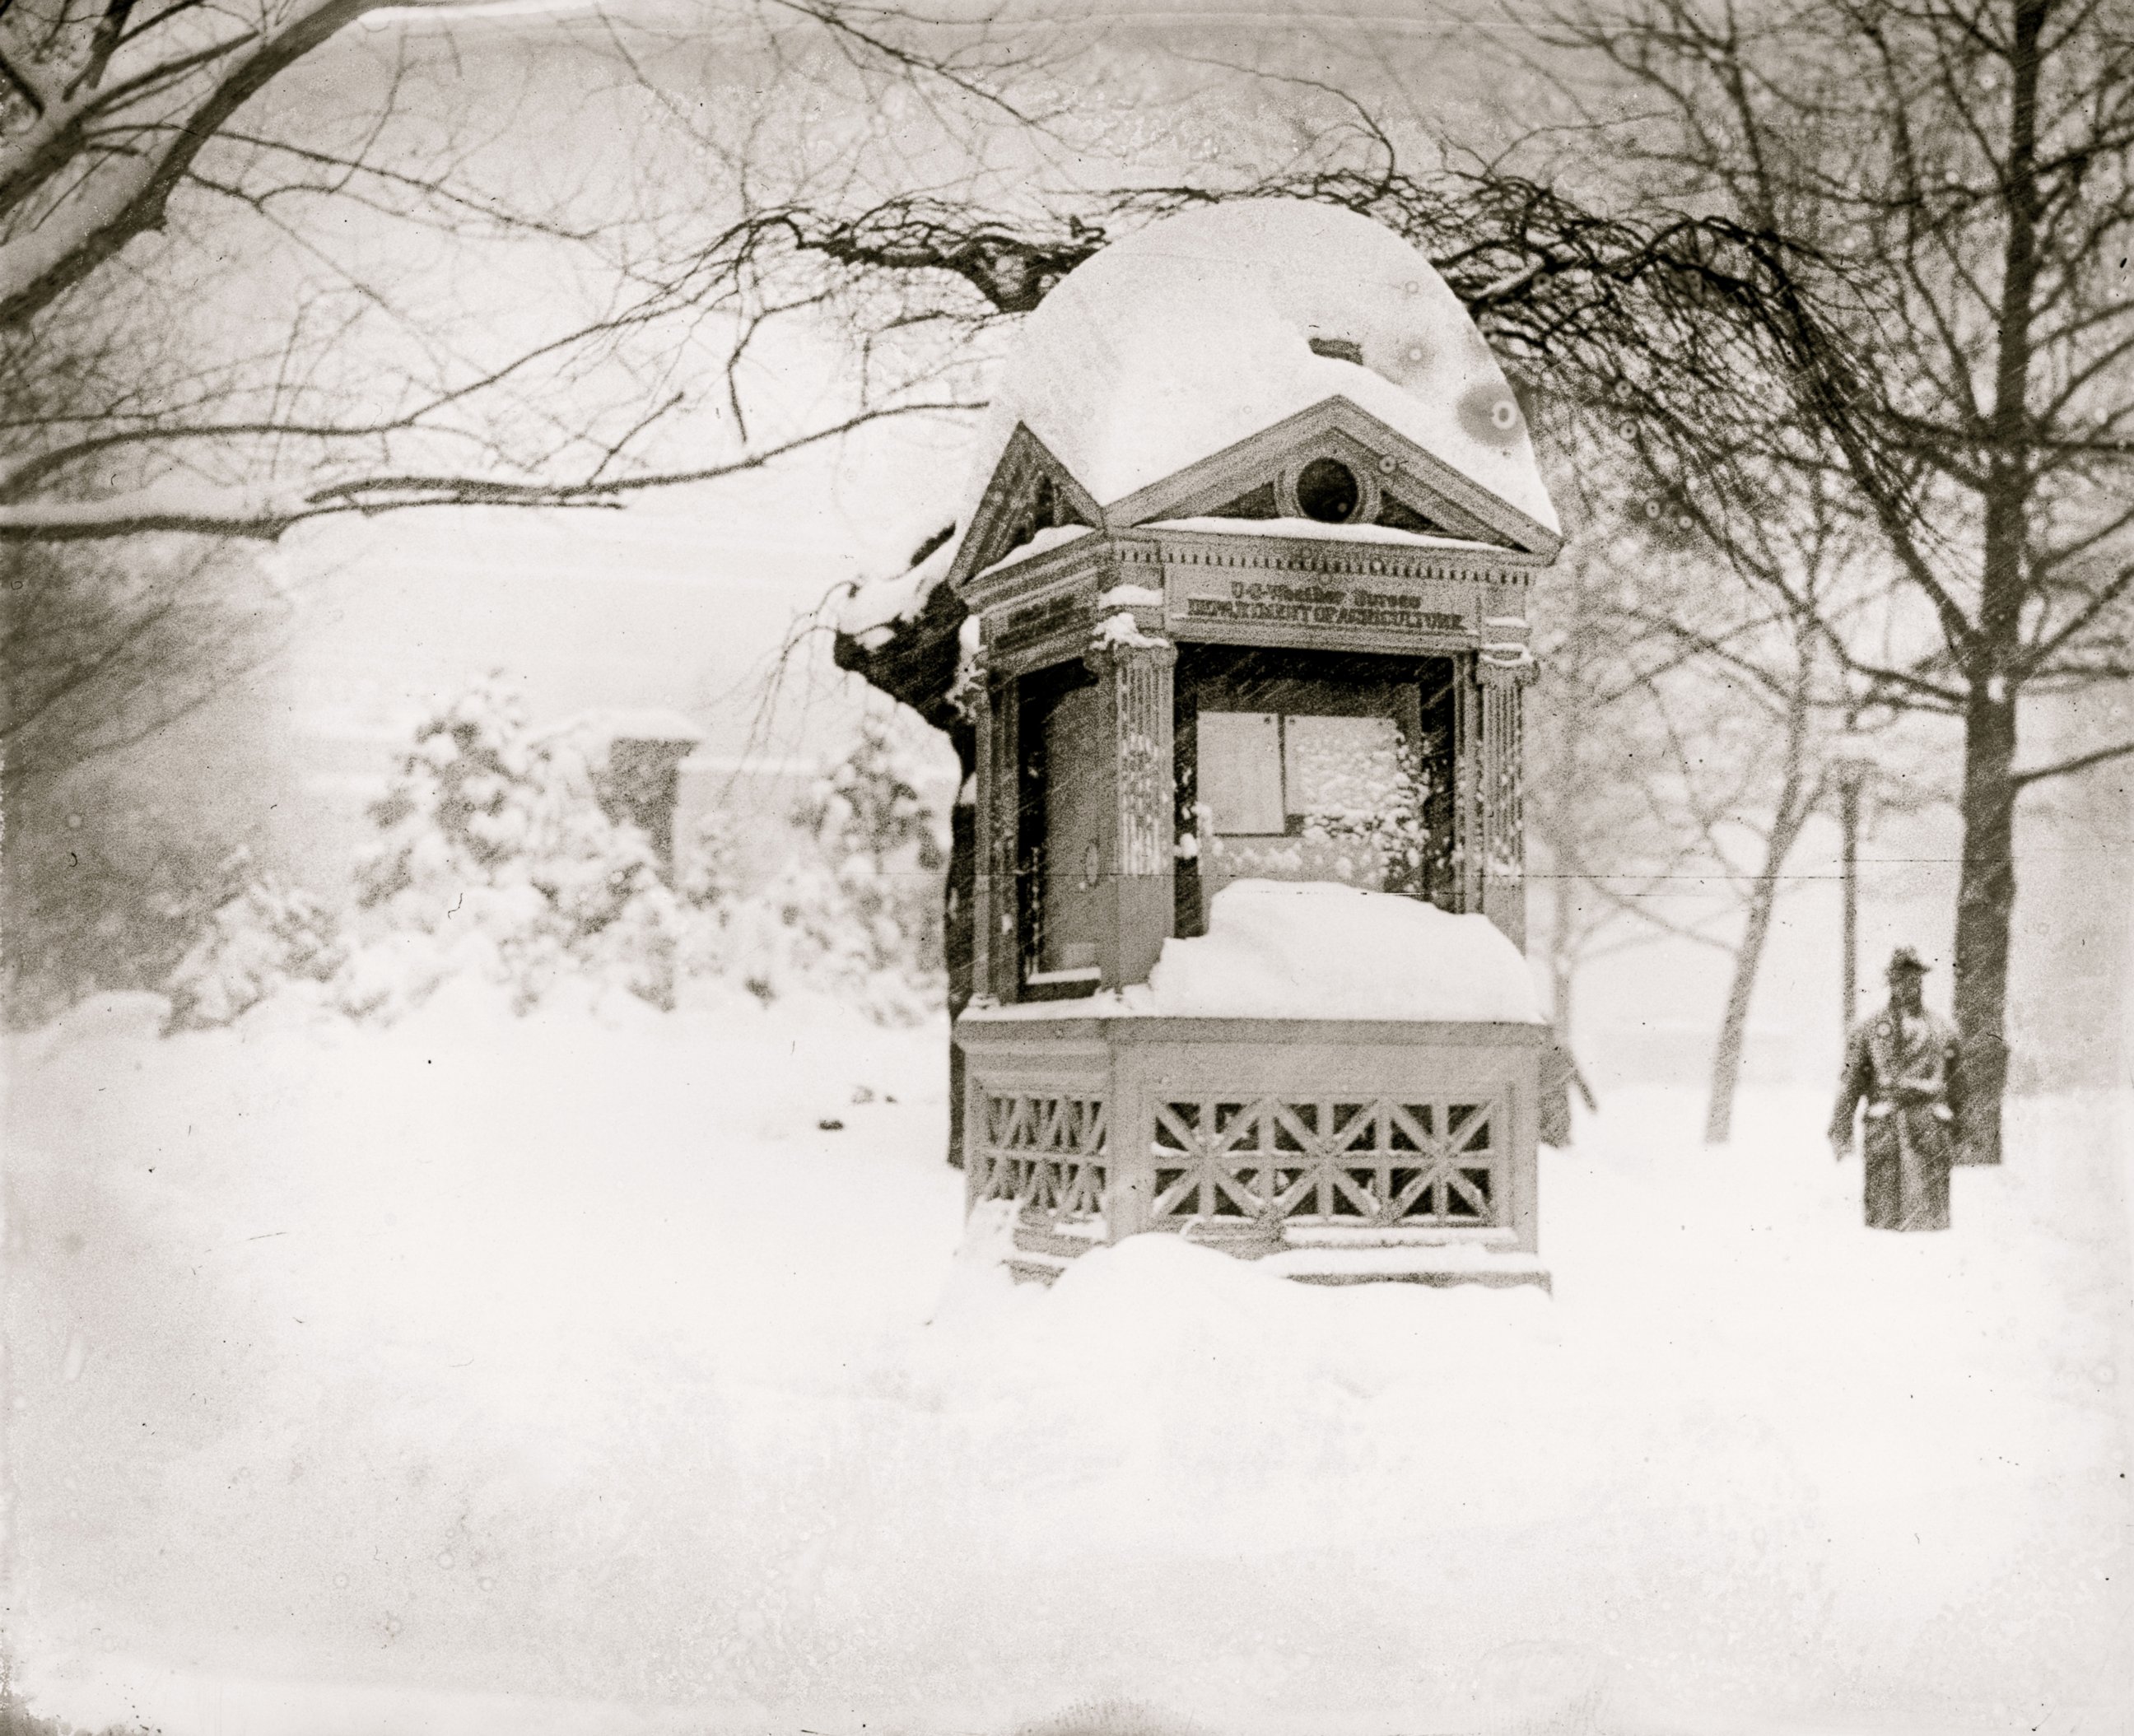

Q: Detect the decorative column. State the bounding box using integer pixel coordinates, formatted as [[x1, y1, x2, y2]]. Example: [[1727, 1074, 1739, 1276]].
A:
[[958, 655, 1019, 1008], [1086, 612, 1177, 989], [987, 674, 1024, 1003], [1476, 618, 1536, 948]]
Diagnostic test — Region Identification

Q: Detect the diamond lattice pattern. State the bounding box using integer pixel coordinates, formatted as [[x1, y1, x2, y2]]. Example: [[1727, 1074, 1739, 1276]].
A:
[[976, 1093, 1110, 1224], [1150, 1098, 1498, 1227]]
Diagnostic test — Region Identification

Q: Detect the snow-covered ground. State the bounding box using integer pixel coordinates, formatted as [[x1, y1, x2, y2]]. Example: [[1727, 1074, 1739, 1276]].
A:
[[7, 991, 2130, 1736]]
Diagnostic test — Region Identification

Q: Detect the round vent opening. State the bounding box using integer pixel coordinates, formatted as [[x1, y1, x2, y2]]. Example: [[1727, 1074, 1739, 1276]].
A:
[[1295, 457, 1363, 524]]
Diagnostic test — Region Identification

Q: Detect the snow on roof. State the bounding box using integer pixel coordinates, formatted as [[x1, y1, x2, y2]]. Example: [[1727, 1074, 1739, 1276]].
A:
[[1146, 516, 1510, 553], [839, 200, 1557, 639], [546, 707, 706, 749], [840, 535, 957, 642], [841, 525, 1092, 640], [676, 751, 815, 777], [965, 200, 1558, 534], [965, 879, 1545, 1024]]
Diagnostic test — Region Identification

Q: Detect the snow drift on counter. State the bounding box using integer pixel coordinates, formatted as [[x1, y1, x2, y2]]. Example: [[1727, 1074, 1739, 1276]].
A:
[[968, 880, 1545, 1024], [1143, 878, 1544, 1022]]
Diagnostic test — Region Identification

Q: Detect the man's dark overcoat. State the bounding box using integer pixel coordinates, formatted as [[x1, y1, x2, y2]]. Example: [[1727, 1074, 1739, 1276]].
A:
[[1829, 1004, 1965, 1231]]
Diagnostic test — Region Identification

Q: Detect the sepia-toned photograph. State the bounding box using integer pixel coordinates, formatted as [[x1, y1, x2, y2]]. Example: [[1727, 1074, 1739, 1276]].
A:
[[2, 0, 2129, 1731]]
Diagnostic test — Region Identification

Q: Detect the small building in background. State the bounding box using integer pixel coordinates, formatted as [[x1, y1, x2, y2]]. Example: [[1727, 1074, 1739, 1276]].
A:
[[547, 708, 707, 874]]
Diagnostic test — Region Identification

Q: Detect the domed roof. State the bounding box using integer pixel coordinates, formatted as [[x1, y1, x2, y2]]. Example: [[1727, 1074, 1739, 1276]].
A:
[[958, 198, 1558, 537]]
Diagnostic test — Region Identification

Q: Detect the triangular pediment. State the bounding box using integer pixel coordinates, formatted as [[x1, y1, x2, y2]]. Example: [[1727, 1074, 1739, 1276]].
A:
[[1105, 398, 1562, 558], [951, 399, 1559, 599], [1187, 471, 1482, 543], [946, 425, 1102, 591]]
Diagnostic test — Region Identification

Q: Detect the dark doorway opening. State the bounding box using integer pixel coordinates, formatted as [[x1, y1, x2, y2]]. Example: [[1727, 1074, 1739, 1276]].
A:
[[1016, 662, 1104, 993]]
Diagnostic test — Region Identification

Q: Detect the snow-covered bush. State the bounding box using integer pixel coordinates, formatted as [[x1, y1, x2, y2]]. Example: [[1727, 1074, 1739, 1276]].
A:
[[677, 806, 748, 916], [1297, 722, 1438, 899], [149, 690, 953, 1031], [680, 714, 952, 1023], [338, 677, 683, 1019], [164, 865, 347, 1031], [675, 809, 786, 1003], [794, 711, 949, 973]]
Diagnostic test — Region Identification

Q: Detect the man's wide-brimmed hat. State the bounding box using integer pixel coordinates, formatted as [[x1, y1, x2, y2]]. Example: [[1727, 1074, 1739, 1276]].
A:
[[1886, 945, 1930, 975]]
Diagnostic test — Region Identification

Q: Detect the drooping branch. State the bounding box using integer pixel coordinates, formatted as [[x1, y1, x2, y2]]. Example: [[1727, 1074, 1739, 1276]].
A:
[[0, 399, 970, 541]]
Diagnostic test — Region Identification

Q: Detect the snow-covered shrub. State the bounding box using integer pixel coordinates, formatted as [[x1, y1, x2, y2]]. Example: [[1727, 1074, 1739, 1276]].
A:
[[164, 865, 347, 1031], [678, 809, 745, 913], [678, 714, 952, 1023], [721, 851, 880, 1011], [794, 712, 949, 971], [675, 810, 786, 1003], [339, 677, 683, 1019], [1297, 722, 1437, 898]]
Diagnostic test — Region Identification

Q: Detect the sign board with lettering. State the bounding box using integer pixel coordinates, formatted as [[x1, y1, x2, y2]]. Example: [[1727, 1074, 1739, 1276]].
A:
[[971, 530, 1536, 671], [1165, 566, 1493, 651]]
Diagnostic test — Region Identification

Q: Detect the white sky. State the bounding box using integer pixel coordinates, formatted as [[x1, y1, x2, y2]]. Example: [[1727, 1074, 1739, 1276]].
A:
[[240, 0, 2129, 1091]]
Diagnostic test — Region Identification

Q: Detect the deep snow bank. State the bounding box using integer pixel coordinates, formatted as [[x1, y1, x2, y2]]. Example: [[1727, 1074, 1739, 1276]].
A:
[[7, 999, 2128, 1736]]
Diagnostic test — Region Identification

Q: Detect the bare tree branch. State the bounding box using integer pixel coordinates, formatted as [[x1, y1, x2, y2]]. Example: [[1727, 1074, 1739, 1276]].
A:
[[2011, 737, 2134, 789]]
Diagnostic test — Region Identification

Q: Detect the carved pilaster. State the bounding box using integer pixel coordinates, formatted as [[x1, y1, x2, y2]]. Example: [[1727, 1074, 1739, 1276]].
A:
[[965, 673, 995, 1008], [967, 672, 1022, 1006], [1086, 626, 1178, 988], [1476, 660, 1529, 948]]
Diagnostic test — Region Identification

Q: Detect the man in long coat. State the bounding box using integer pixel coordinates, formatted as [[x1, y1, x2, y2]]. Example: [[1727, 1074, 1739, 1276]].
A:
[[1829, 947, 1965, 1231]]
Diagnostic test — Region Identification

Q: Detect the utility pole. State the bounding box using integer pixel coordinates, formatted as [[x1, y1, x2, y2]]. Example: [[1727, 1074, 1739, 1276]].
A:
[[1832, 728, 1875, 1041], [1840, 771, 1860, 1030]]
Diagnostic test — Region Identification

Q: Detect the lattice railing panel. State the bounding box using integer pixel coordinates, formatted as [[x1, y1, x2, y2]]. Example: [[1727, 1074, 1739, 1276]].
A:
[[976, 1091, 1110, 1230], [1149, 1096, 1501, 1230]]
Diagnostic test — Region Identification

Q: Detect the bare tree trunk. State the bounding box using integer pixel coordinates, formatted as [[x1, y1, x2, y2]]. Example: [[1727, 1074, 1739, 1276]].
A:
[[1839, 774, 1860, 1034], [1704, 674, 1816, 1146], [1950, 0, 2044, 1168], [1953, 687, 2018, 1164], [1702, 816, 1808, 1144]]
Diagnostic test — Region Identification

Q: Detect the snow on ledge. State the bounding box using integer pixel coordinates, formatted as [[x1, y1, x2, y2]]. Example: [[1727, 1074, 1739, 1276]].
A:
[[965, 880, 1545, 1024], [974, 524, 1093, 580], [1092, 610, 1166, 650], [838, 538, 958, 640], [1146, 517, 1507, 553], [837, 526, 1098, 645], [1151, 881, 1543, 1021]]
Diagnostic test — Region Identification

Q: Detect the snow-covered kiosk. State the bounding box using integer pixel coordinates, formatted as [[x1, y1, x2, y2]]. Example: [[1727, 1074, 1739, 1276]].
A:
[[838, 201, 1563, 1287]]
